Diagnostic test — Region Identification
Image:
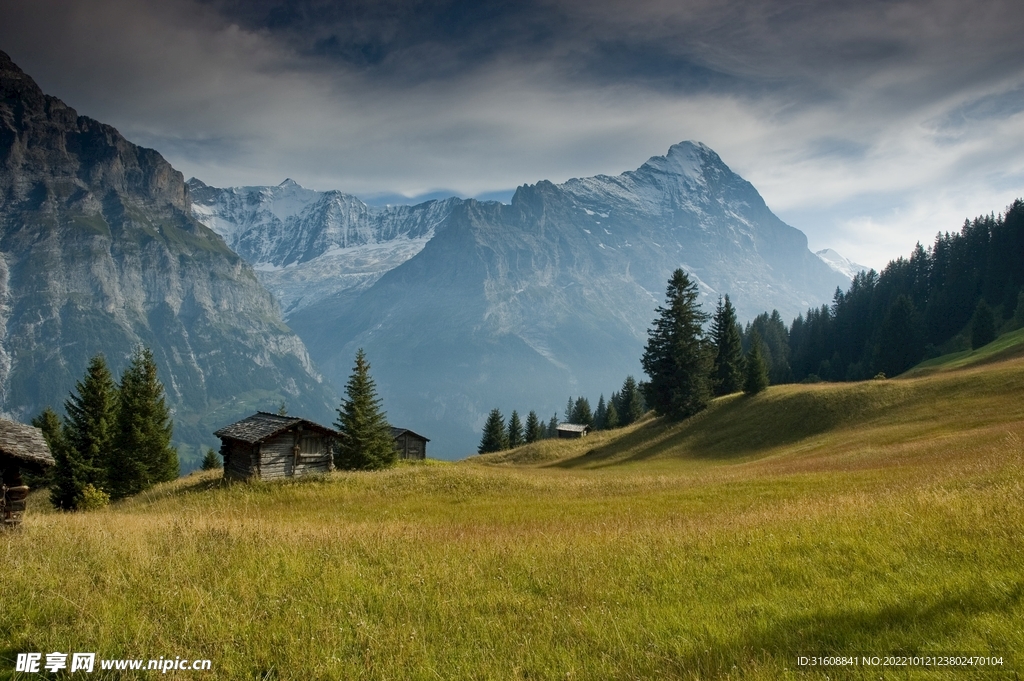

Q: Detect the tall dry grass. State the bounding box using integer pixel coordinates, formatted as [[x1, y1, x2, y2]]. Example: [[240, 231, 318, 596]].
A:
[[3, 359, 1024, 679]]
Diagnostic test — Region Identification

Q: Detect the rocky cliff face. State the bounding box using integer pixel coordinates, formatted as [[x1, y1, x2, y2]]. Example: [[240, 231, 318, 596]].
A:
[[285, 142, 850, 457], [188, 178, 460, 316], [0, 50, 336, 463]]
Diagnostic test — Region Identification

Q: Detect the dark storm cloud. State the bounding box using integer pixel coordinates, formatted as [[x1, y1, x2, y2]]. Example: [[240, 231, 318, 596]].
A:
[[196, 0, 569, 79], [1, 0, 1023, 266]]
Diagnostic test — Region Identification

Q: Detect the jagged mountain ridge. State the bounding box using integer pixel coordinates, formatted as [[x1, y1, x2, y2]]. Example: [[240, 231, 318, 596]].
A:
[[281, 142, 850, 456], [0, 50, 336, 464], [816, 248, 869, 280], [188, 178, 460, 316]]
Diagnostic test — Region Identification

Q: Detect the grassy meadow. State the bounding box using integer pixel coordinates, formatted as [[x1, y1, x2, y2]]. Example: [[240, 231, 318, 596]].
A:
[[3, 354, 1024, 679]]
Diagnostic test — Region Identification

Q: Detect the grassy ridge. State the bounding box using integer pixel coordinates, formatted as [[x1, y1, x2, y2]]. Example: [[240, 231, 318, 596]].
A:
[[3, 359, 1024, 679], [903, 326, 1024, 377]]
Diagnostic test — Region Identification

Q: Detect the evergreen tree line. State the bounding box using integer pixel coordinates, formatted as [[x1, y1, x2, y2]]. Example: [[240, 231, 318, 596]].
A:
[[477, 376, 647, 454], [33, 347, 178, 511], [756, 200, 1024, 383], [641, 270, 770, 422]]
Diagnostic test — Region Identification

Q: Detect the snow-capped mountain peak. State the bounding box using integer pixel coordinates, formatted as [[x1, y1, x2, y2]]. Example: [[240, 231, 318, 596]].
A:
[[642, 140, 712, 181], [188, 180, 460, 316], [815, 248, 869, 280]]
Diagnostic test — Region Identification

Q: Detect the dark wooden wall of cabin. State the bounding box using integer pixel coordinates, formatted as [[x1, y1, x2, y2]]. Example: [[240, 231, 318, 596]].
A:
[[395, 434, 426, 460]]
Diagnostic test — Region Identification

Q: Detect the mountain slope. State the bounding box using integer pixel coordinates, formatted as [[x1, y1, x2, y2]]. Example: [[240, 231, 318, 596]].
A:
[[288, 142, 850, 456], [815, 248, 868, 279], [188, 178, 459, 316], [0, 50, 336, 463]]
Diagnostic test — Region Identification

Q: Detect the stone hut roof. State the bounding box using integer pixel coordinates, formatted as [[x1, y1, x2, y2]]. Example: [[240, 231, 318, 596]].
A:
[[389, 427, 430, 442], [214, 412, 339, 444], [0, 419, 55, 468], [556, 423, 590, 434]]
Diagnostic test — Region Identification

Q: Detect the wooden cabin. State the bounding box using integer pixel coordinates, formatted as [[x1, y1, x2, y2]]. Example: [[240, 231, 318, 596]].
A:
[[556, 423, 590, 439], [0, 419, 55, 527], [390, 427, 430, 460], [214, 412, 339, 481]]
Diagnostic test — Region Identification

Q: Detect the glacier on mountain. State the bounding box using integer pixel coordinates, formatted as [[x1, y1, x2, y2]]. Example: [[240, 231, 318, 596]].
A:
[[188, 178, 459, 316]]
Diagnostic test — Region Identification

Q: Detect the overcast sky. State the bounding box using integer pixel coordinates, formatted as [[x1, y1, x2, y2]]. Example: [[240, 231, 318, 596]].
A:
[[2, 0, 1024, 269]]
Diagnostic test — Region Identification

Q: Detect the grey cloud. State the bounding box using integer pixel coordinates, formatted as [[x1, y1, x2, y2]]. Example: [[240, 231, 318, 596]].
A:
[[1, 0, 1023, 268]]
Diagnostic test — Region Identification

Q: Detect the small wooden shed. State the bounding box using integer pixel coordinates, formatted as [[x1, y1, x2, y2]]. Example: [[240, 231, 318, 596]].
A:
[[390, 427, 430, 460], [0, 419, 55, 527], [214, 412, 339, 481], [556, 423, 590, 439]]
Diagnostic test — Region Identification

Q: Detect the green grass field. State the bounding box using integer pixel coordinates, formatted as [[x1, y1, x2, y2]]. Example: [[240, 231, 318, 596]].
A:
[[3, 353, 1024, 679]]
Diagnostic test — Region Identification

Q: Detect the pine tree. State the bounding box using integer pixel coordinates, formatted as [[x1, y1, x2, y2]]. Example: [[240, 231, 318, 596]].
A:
[[743, 330, 770, 395], [593, 395, 607, 430], [547, 414, 559, 438], [571, 397, 593, 427], [335, 349, 395, 470], [507, 410, 525, 448], [109, 346, 178, 499], [478, 408, 509, 454], [28, 407, 63, 489], [277, 401, 288, 416], [55, 355, 117, 509], [604, 400, 620, 429], [616, 377, 645, 425], [641, 269, 712, 419], [971, 299, 997, 349], [710, 295, 744, 395], [524, 410, 543, 443], [564, 397, 575, 423], [201, 448, 221, 470]]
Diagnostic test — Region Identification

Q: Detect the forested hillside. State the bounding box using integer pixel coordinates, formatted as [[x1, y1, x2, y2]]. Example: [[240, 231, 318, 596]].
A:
[[748, 200, 1024, 382]]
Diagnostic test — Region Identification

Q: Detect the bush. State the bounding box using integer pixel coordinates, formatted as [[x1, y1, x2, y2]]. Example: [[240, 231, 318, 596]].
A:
[[77, 484, 110, 511]]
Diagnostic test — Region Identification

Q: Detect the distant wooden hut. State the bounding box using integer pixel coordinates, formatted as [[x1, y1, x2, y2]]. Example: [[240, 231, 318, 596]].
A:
[[214, 412, 339, 481], [556, 423, 590, 439], [390, 427, 430, 460], [0, 419, 55, 527]]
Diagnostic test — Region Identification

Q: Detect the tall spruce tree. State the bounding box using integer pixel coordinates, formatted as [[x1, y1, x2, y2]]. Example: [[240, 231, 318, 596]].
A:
[[335, 349, 396, 470], [570, 397, 593, 427], [593, 395, 607, 430], [108, 346, 178, 499], [547, 414, 559, 438], [29, 407, 63, 490], [710, 295, 744, 396], [55, 355, 117, 509], [641, 269, 712, 419], [617, 377, 644, 425], [524, 410, 543, 443], [743, 330, 770, 395], [479, 408, 509, 454], [507, 410, 525, 448], [604, 399, 620, 429]]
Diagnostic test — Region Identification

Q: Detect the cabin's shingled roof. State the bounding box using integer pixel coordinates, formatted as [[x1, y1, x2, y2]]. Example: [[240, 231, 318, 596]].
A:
[[214, 412, 339, 444], [389, 427, 430, 442], [556, 423, 589, 433], [0, 419, 54, 468]]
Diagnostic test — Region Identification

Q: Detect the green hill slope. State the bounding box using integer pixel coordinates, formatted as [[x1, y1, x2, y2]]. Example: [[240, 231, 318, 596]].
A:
[[479, 350, 1024, 477], [902, 326, 1024, 377], [4, 356, 1023, 680]]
